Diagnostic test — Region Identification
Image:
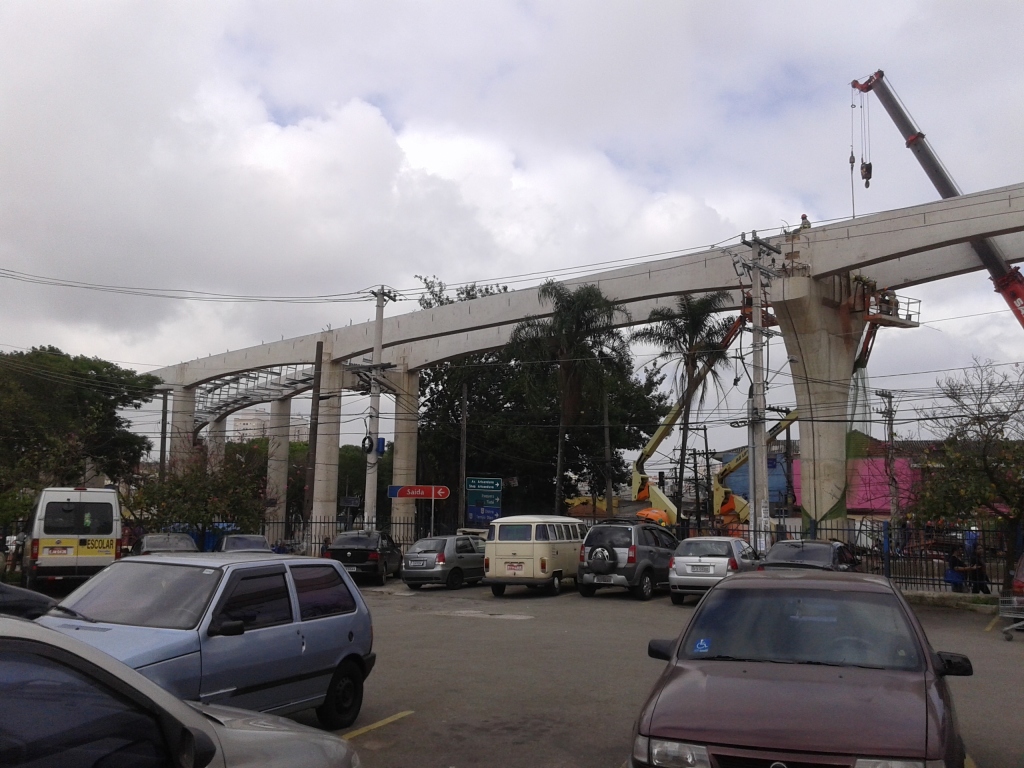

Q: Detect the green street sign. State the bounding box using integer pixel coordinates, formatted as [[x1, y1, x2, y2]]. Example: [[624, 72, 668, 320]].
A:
[[466, 477, 502, 491]]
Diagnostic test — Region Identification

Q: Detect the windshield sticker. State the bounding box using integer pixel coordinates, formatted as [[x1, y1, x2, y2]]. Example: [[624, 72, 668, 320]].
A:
[[202, 569, 215, 574], [694, 638, 710, 654]]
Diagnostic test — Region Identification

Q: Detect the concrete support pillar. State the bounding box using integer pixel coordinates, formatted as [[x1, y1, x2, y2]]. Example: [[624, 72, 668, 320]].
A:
[[207, 418, 226, 469], [169, 387, 197, 474], [312, 353, 342, 520], [774, 273, 866, 523], [391, 368, 420, 545], [267, 399, 291, 526]]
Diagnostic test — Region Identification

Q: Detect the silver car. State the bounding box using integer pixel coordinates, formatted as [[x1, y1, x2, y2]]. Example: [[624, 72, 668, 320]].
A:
[[402, 535, 485, 590], [1, 616, 360, 767], [668, 536, 760, 604], [37, 552, 375, 730]]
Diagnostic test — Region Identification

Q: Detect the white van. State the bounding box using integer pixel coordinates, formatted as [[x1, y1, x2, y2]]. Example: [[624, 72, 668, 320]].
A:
[[21, 487, 122, 589], [483, 515, 586, 596]]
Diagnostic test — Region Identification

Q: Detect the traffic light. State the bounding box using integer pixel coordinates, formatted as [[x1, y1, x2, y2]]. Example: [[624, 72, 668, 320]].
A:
[[658, 471, 665, 488]]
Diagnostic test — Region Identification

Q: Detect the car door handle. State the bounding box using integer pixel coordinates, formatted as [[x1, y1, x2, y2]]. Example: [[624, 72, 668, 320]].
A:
[[458, 555, 464, 559]]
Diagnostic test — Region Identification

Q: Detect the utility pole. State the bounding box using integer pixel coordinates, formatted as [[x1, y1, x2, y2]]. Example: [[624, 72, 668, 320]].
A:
[[154, 384, 174, 482], [691, 449, 701, 536], [741, 231, 780, 552], [303, 341, 324, 521], [701, 426, 712, 528], [459, 381, 468, 529], [876, 390, 899, 519], [603, 391, 614, 518], [363, 287, 393, 530]]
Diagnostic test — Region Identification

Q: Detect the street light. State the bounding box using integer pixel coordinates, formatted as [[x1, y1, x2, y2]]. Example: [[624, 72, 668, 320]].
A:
[[153, 384, 175, 482]]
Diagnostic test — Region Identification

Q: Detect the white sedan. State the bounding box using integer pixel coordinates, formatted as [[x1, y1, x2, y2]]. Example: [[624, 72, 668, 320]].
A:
[[668, 536, 760, 604]]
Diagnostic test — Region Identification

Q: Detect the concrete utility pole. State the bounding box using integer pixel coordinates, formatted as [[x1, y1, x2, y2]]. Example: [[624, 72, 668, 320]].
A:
[[363, 287, 392, 529], [741, 231, 780, 550], [603, 391, 614, 517], [459, 381, 468, 528], [303, 341, 324, 522], [154, 384, 174, 482], [876, 390, 899, 519]]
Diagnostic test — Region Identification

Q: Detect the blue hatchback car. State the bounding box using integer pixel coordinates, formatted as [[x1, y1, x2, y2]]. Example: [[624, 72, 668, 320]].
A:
[[36, 552, 375, 730]]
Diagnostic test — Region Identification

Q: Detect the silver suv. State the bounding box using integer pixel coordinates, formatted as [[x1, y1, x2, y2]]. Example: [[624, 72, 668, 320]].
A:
[[577, 520, 678, 600]]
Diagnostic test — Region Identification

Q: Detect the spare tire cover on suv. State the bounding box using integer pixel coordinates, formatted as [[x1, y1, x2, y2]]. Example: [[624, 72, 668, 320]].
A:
[[587, 545, 617, 574]]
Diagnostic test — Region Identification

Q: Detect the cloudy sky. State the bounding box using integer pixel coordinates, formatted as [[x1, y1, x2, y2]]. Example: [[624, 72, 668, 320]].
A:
[[2, 1, 1023, 459]]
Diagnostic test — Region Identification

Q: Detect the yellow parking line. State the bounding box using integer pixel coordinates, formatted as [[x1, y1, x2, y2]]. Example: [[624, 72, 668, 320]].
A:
[[342, 710, 414, 740], [966, 755, 978, 768], [984, 616, 999, 632]]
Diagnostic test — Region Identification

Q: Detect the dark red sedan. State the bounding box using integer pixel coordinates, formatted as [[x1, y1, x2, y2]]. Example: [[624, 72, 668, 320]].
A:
[[634, 570, 972, 768]]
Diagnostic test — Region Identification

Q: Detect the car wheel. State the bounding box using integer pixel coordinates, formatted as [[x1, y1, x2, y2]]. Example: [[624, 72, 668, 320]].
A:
[[376, 569, 388, 587], [316, 660, 364, 730], [670, 593, 687, 606], [547, 573, 561, 596], [491, 584, 506, 597], [406, 582, 422, 590], [578, 584, 596, 597], [445, 568, 464, 590], [631, 571, 653, 601]]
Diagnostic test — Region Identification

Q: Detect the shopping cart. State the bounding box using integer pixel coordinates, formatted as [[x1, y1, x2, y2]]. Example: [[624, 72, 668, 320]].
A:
[[998, 596, 1024, 641]]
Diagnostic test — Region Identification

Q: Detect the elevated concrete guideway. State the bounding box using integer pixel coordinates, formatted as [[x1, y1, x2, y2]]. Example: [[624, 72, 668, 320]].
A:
[[152, 181, 1024, 528]]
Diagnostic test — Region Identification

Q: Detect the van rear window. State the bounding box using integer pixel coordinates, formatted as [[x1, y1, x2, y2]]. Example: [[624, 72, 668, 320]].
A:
[[497, 524, 532, 542], [43, 502, 113, 536]]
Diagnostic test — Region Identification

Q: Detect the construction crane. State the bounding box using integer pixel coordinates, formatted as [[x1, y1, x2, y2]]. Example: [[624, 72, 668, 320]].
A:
[[852, 70, 1024, 329], [631, 296, 771, 525]]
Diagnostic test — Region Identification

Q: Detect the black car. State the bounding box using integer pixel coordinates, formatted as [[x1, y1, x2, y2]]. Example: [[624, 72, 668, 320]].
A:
[[329, 531, 403, 586], [0, 581, 57, 619], [762, 539, 861, 572]]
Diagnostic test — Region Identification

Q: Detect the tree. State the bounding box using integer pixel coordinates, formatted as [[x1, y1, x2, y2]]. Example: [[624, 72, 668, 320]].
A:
[[507, 281, 630, 513], [0, 347, 158, 524], [912, 359, 1024, 590], [630, 292, 733, 511]]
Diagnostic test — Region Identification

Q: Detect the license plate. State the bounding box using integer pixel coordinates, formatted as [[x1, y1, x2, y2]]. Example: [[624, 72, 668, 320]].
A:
[[689, 565, 711, 574], [411, 559, 426, 567], [595, 575, 613, 584], [506, 562, 523, 572], [46, 547, 69, 556], [344, 566, 356, 572]]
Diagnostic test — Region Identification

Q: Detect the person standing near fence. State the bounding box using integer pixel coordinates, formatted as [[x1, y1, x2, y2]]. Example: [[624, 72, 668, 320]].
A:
[[945, 545, 970, 593], [968, 543, 990, 595]]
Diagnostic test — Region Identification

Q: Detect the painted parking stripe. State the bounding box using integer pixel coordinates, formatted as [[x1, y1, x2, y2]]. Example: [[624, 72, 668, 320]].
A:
[[966, 756, 978, 768], [984, 616, 999, 632], [342, 710, 414, 740]]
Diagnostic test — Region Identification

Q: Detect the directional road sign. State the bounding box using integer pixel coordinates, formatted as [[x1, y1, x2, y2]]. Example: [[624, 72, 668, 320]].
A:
[[387, 485, 450, 500], [467, 477, 502, 491]]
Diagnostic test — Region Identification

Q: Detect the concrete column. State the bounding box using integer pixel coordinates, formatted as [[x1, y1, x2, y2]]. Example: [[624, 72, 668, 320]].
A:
[[312, 354, 342, 520], [169, 386, 197, 474], [267, 399, 291, 526], [391, 368, 420, 545], [773, 274, 866, 523], [207, 417, 226, 469]]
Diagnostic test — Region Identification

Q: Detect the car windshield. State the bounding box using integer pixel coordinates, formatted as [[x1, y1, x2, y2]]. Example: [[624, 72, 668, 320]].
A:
[[144, 535, 197, 551], [585, 526, 632, 548], [678, 540, 732, 558], [59, 562, 223, 630], [333, 533, 379, 549], [409, 538, 446, 553], [679, 587, 923, 670], [765, 542, 833, 566], [222, 535, 269, 551]]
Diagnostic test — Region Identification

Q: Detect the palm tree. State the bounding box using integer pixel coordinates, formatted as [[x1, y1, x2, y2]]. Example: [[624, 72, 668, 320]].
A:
[[631, 292, 733, 513], [507, 281, 629, 513]]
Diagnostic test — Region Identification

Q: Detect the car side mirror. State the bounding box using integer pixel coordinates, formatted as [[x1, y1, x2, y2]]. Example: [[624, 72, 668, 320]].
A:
[[937, 652, 973, 677], [648, 639, 674, 661], [208, 619, 245, 637], [179, 726, 217, 768]]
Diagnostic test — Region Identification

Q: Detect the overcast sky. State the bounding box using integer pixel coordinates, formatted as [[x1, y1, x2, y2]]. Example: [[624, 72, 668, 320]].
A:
[[2, 1, 1022, 463]]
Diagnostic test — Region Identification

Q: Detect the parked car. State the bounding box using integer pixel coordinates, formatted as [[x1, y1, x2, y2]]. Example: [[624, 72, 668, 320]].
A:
[[1, 616, 361, 767], [636, 570, 972, 767], [37, 552, 375, 729], [667, 536, 759, 604], [128, 533, 199, 557], [214, 534, 272, 552], [483, 515, 586, 596], [0, 582, 56, 619], [20, 486, 122, 589], [328, 531, 402, 586], [403, 535, 485, 590], [577, 519, 677, 600], [762, 538, 861, 571]]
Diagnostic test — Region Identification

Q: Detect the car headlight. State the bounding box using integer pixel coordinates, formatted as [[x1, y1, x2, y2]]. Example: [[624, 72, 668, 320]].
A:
[[854, 761, 944, 768], [632, 735, 711, 767]]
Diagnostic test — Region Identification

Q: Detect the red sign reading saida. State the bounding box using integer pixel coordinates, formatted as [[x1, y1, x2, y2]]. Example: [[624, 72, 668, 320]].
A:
[[391, 485, 450, 499]]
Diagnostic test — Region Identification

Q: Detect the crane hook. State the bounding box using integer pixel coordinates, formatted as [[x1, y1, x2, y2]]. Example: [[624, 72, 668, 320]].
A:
[[860, 160, 872, 188]]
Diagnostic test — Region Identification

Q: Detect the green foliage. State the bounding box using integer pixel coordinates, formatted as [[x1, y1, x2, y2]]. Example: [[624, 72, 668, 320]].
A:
[[0, 347, 158, 524]]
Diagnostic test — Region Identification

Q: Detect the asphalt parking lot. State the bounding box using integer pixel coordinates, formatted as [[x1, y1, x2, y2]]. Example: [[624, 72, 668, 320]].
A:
[[289, 582, 1024, 768]]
